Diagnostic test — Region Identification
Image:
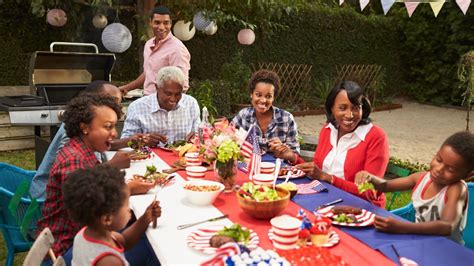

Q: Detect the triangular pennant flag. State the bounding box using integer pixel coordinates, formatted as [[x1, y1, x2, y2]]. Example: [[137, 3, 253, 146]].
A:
[[405, 2, 420, 17], [339, 0, 344, 5], [360, 0, 370, 10], [456, 0, 471, 14], [381, 0, 396, 14], [430, 1, 445, 17]]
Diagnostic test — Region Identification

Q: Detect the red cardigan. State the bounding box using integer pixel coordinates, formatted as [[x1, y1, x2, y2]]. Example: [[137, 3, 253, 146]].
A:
[[314, 123, 389, 207]]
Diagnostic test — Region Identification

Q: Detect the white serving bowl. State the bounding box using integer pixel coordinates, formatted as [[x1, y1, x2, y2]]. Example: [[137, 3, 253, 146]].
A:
[[183, 180, 224, 206], [252, 174, 274, 186], [186, 166, 207, 180]]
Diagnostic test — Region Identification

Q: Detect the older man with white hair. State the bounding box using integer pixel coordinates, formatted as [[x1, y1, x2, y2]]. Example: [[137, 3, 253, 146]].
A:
[[121, 66, 200, 144]]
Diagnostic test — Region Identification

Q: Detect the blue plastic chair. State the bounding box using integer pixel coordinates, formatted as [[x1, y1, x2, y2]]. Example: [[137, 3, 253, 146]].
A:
[[391, 182, 474, 250], [0, 163, 44, 266]]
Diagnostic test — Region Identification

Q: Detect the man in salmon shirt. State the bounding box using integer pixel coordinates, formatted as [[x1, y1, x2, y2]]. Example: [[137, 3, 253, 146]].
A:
[[120, 5, 191, 95]]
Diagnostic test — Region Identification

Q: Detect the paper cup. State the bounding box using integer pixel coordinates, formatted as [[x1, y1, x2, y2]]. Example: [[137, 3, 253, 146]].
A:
[[260, 162, 275, 174], [185, 152, 202, 166], [186, 166, 207, 180], [270, 215, 301, 249]]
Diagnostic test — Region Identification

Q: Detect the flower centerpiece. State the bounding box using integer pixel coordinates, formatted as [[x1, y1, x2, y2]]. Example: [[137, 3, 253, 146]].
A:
[[201, 118, 244, 192]]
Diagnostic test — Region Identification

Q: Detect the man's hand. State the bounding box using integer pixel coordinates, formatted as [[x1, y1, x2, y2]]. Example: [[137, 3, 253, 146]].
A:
[[127, 179, 156, 195], [107, 151, 131, 169], [146, 133, 168, 146]]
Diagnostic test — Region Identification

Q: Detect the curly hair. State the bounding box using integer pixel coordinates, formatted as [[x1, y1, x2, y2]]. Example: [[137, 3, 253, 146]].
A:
[[248, 69, 280, 96], [63, 164, 127, 225], [442, 131, 474, 170], [325, 81, 372, 127], [62, 93, 123, 137]]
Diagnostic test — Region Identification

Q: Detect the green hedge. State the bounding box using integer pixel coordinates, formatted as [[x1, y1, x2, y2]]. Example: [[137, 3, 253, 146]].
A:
[[0, 2, 402, 99]]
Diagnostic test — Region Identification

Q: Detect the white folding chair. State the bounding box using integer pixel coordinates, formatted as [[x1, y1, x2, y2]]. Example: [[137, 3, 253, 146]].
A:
[[23, 227, 65, 266]]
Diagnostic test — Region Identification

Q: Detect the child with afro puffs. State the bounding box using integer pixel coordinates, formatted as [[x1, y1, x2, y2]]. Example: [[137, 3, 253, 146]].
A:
[[63, 164, 161, 265]]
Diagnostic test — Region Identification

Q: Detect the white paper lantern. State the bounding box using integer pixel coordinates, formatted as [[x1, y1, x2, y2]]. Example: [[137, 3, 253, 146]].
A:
[[92, 14, 108, 29], [204, 21, 217, 35], [192, 11, 212, 31], [237, 29, 255, 45], [173, 20, 196, 41], [101, 23, 132, 53], [46, 9, 67, 27]]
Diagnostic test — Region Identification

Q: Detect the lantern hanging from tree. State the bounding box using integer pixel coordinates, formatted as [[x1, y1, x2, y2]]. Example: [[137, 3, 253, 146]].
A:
[[204, 21, 218, 35], [92, 14, 108, 29], [173, 20, 196, 41], [193, 11, 212, 31], [237, 29, 255, 45], [101, 23, 132, 53], [46, 9, 67, 27]]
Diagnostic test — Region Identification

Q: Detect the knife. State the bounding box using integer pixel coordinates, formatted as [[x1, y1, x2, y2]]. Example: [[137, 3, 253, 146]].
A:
[[177, 214, 229, 230], [315, 198, 343, 211]]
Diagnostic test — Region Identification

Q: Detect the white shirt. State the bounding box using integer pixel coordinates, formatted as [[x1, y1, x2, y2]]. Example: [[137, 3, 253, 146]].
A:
[[322, 123, 373, 179]]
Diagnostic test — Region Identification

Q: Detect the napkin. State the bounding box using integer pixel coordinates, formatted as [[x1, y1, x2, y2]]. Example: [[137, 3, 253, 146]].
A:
[[297, 180, 328, 194]]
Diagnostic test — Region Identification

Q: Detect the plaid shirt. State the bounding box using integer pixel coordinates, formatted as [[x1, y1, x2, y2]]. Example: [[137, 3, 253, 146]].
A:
[[37, 137, 99, 256], [121, 94, 201, 143], [232, 106, 300, 153]]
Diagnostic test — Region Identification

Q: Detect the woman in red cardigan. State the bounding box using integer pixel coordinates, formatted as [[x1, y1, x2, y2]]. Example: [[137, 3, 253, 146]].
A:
[[295, 81, 389, 207]]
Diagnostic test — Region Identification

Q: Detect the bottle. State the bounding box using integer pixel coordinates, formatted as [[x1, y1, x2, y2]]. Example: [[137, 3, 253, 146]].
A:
[[198, 107, 212, 143]]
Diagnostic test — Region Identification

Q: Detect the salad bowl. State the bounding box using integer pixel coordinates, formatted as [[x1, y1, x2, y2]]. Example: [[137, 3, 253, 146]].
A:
[[237, 185, 290, 219]]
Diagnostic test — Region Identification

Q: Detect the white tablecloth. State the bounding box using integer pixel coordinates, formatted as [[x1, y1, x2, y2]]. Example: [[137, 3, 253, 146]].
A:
[[106, 151, 232, 265]]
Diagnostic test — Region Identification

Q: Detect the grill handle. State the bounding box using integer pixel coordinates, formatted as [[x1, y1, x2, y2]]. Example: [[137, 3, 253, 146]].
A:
[[50, 42, 99, 54]]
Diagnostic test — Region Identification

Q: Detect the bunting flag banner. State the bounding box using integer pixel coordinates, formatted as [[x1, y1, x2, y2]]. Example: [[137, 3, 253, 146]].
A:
[[430, 1, 445, 17], [360, 0, 370, 10], [339, 0, 345, 5], [456, 0, 471, 14], [405, 2, 420, 17], [381, 0, 396, 14]]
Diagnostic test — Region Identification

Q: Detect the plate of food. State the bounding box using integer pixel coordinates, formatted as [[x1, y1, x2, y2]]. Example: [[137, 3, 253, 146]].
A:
[[186, 224, 259, 254], [128, 138, 153, 162], [268, 229, 339, 248], [317, 205, 375, 227], [132, 165, 170, 186], [277, 167, 306, 179]]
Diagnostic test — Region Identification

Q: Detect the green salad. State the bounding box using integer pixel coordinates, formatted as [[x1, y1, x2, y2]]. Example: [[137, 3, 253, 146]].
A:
[[333, 213, 358, 223], [241, 182, 280, 202], [164, 140, 187, 149], [217, 224, 250, 244]]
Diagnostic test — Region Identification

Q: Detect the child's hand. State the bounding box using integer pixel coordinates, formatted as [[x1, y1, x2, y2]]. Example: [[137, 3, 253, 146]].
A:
[[355, 171, 388, 192], [374, 215, 403, 233], [355, 171, 372, 185], [143, 200, 161, 226]]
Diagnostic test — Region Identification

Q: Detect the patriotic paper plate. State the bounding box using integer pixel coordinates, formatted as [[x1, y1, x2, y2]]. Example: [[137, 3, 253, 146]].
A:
[[186, 225, 260, 254], [277, 169, 306, 179], [268, 229, 339, 248], [317, 206, 375, 227]]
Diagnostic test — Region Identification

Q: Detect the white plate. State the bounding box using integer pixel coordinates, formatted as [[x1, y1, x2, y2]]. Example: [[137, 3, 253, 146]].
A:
[[186, 225, 259, 254], [268, 229, 340, 248], [130, 152, 155, 163], [317, 206, 375, 227]]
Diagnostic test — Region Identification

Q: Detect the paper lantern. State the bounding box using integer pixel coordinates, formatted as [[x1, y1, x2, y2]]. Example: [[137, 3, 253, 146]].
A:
[[204, 21, 218, 35], [173, 20, 196, 41], [237, 29, 255, 45], [193, 11, 212, 31], [46, 9, 67, 27], [101, 23, 132, 53], [92, 14, 108, 29]]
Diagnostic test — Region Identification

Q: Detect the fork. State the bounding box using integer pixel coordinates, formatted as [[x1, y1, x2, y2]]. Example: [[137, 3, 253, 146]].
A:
[[152, 174, 175, 228], [283, 169, 293, 184]]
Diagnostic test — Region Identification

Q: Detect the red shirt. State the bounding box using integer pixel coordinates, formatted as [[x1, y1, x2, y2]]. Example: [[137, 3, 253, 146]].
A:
[[37, 137, 99, 256], [314, 123, 389, 207]]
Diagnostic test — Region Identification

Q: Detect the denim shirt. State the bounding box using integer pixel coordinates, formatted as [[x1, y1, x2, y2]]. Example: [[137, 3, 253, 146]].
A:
[[29, 124, 69, 199]]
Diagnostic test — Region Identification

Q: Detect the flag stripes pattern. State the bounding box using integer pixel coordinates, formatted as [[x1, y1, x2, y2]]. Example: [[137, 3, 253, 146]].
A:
[[297, 180, 328, 194]]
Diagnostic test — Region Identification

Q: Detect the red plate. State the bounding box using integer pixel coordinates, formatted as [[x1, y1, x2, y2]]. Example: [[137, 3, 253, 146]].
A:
[[186, 225, 259, 254], [268, 229, 339, 248], [316, 206, 375, 227], [278, 169, 306, 179]]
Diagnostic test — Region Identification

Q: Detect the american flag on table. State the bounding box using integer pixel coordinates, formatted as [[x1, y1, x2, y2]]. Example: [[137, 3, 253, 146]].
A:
[[297, 180, 328, 194], [238, 125, 261, 179]]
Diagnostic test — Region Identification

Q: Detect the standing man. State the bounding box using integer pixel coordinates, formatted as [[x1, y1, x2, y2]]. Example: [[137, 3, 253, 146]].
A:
[[119, 5, 191, 95]]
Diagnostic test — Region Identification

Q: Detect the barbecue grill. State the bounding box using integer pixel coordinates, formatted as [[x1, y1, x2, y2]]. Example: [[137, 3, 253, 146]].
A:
[[0, 42, 115, 167]]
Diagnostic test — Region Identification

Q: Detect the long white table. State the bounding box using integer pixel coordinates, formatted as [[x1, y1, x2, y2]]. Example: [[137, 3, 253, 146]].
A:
[[106, 151, 232, 265]]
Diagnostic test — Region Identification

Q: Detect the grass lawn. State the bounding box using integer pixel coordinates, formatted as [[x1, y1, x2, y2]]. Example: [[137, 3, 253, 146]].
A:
[[0, 149, 412, 264]]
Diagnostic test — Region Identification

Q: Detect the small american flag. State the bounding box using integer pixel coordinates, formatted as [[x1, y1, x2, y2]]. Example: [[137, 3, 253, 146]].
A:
[[239, 125, 261, 179], [297, 180, 328, 194]]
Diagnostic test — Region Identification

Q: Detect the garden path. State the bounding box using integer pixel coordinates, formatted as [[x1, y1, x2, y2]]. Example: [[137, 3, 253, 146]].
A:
[[295, 99, 473, 165]]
